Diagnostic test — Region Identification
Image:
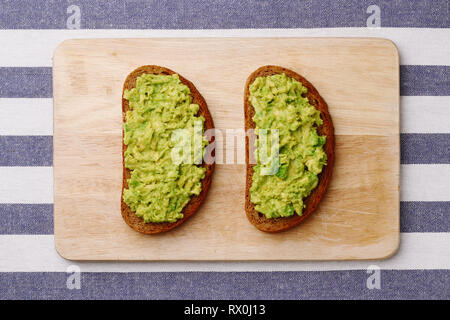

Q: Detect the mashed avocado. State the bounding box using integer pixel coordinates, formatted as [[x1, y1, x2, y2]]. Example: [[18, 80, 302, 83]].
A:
[[249, 73, 327, 219], [122, 73, 207, 223]]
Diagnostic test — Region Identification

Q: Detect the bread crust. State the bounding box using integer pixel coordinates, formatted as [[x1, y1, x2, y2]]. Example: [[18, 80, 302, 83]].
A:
[[244, 65, 335, 233], [121, 65, 215, 234]]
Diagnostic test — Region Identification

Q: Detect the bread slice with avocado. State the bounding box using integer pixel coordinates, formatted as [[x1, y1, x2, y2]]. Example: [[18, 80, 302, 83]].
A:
[[244, 65, 334, 233], [121, 65, 214, 234]]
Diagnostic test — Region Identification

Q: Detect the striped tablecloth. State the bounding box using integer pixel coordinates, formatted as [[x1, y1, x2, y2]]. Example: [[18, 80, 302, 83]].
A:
[[0, 0, 448, 300]]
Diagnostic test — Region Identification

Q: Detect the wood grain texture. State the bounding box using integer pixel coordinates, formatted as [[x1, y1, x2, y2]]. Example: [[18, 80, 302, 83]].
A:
[[53, 38, 400, 261]]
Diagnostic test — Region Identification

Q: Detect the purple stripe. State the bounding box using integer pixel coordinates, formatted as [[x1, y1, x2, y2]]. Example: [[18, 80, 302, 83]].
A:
[[0, 204, 53, 234], [0, 0, 447, 29], [401, 202, 450, 233], [0, 68, 52, 98], [0, 136, 52, 166], [0, 66, 448, 98], [0, 201, 447, 235], [401, 134, 450, 164], [400, 66, 450, 96], [0, 271, 448, 299]]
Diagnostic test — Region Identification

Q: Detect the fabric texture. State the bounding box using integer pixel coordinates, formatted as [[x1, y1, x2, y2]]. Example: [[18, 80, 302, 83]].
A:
[[0, 0, 448, 300]]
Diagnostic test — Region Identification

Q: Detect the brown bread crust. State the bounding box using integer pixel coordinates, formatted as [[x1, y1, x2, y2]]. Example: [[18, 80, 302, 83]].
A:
[[121, 65, 215, 234], [244, 65, 335, 233]]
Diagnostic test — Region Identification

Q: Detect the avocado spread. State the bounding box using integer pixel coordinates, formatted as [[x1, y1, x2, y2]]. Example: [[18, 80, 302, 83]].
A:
[[249, 73, 327, 219], [122, 73, 207, 223]]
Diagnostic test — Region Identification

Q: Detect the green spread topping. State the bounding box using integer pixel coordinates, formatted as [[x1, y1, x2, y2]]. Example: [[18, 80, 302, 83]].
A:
[[122, 73, 207, 223], [249, 73, 327, 219]]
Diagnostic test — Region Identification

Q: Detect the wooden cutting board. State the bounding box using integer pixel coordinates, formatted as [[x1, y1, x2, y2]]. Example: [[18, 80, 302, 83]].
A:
[[53, 38, 399, 261]]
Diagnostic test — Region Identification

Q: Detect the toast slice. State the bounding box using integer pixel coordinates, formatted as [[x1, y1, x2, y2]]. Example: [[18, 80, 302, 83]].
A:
[[244, 65, 335, 233], [121, 65, 215, 234]]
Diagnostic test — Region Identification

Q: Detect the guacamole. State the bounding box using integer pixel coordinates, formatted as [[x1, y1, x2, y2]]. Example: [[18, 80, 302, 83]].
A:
[[249, 73, 327, 219], [122, 73, 207, 223]]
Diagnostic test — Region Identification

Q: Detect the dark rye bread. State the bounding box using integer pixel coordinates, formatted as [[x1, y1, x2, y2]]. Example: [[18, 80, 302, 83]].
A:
[[121, 65, 214, 234], [244, 65, 335, 233]]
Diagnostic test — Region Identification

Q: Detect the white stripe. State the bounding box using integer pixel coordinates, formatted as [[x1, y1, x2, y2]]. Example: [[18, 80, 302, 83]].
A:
[[401, 164, 450, 201], [401, 97, 450, 134], [0, 99, 53, 135], [0, 28, 448, 67], [0, 167, 53, 203], [0, 97, 447, 136], [0, 165, 448, 204], [0, 233, 448, 272]]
